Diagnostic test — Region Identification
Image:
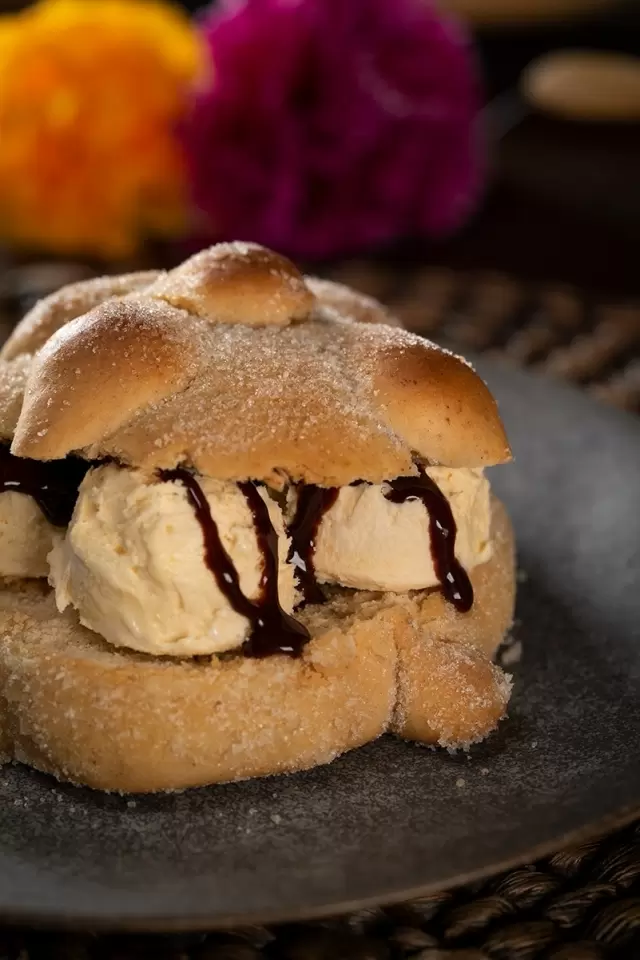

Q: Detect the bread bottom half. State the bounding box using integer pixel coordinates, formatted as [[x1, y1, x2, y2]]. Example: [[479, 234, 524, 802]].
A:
[[0, 497, 515, 793]]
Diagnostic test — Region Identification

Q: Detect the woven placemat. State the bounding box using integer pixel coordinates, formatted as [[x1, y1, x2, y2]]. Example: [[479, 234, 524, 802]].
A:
[[1, 821, 639, 958], [326, 261, 640, 415], [0, 259, 638, 955]]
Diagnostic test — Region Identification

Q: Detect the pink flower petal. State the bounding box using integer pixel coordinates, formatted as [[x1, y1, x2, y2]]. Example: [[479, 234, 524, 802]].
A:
[[181, 0, 482, 258]]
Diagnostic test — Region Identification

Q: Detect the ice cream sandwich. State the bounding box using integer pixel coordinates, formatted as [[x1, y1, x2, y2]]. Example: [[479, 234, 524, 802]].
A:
[[0, 243, 515, 792]]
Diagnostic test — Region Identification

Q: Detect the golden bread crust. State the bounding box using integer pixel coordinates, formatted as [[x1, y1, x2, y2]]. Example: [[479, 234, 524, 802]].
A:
[[0, 585, 399, 792], [147, 242, 315, 327], [305, 277, 402, 327], [0, 498, 514, 792], [391, 497, 515, 746], [80, 321, 417, 486], [9, 244, 510, 481], [12, 298, 200, 461], [374, 341, 511, 468], [1, 271, 160, 362], [0, 271, 161, 442], [0, 354, 30, 441]]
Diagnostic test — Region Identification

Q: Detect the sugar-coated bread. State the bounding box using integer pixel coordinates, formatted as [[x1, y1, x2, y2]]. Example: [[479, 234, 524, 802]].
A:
[[391, 497, 515, 746], [14, 297, 200, 460], [10, 243, 511, 482], [0, 271, 161, 362], [0, 498, 514, 793], [0, 354, 30, 441], [305, 277, 402, 327], [146, 243, 314, 327], [0, 271, 160, 441]]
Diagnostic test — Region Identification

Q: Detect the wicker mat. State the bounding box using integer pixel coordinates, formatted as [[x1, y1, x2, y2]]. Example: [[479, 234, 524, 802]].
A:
[[1, 821, 640, 957], [0, 260, 639, 957], [327, 261, 640, 415]]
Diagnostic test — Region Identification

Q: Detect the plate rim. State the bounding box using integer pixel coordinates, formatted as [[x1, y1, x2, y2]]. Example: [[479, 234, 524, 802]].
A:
[[0, 802, 637, 932]]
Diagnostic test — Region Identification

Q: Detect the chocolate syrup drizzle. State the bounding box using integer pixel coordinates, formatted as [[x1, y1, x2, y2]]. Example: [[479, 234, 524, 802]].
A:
[[287, 485, 339, 605], [384, 468, 473, 613], [0, 444, 90, 526], [159, 463, 473, 660], [1, 436, 473, 657], [159, 468, 310, 658]]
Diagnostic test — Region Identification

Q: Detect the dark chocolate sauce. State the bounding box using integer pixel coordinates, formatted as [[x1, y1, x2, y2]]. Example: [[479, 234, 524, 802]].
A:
[[384, 469, 473, 613], [238, 483, 311, 657], [287, 484, 339, 605], [159, 468, 310, 658], [0, 444, 90, 526]]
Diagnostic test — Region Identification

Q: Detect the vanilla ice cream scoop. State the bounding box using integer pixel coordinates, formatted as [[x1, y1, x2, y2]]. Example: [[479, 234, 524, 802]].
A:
[[49, 464, 297, 656], [0, 493, 54, 578], [309, 467, 492, 593]]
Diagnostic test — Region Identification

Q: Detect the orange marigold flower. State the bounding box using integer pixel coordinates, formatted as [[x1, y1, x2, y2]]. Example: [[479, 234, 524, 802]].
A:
[[0, 0, 205, 260]]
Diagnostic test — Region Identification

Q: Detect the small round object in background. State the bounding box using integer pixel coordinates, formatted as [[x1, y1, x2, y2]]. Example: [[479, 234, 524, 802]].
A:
[[521, 50, 640, 122]]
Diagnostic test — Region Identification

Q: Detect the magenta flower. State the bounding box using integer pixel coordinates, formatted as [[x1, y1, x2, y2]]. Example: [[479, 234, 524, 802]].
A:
[[182, 0, 483, 259]]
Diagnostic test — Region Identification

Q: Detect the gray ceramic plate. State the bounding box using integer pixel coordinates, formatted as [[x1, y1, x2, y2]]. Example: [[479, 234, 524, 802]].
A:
[[0, 360, 639, 931]]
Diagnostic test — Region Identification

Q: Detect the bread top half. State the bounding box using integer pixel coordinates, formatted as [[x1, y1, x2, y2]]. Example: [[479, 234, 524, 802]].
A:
[[3, 243, 511, 487]]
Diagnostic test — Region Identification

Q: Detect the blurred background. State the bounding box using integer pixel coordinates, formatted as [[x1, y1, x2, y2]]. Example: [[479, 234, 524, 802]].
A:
[[0, 0, 638, 408]]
